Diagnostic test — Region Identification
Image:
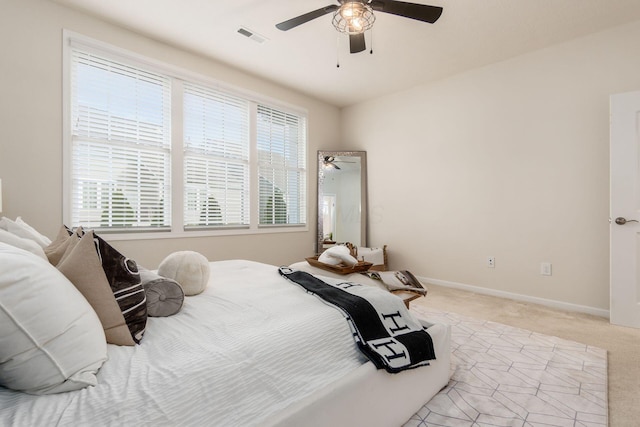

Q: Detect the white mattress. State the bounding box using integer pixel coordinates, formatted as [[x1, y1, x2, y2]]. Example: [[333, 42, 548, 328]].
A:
[[0, 260, 450, 426]]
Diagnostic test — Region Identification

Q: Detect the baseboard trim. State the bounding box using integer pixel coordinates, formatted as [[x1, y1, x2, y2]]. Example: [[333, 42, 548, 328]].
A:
[[418, 276, 610, 319]]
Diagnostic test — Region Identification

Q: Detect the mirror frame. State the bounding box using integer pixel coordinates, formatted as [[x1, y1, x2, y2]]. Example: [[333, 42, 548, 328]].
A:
[[317, 150, 367, 253]]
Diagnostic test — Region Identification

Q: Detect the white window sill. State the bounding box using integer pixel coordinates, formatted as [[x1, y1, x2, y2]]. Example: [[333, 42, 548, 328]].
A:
[[100, 224, 308, 242]]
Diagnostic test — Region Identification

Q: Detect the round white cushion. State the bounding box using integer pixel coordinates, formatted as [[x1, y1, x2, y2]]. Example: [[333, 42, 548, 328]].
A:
[[0, 243, 107, 395], [157, 251, 210, 296]]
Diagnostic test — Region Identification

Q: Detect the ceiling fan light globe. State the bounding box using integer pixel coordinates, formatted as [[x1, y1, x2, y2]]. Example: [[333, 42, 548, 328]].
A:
[[340, 4, 356, 19], [333, 2, 375, 35]]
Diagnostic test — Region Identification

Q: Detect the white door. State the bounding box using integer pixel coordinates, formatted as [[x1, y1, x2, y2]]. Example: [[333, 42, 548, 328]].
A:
[[610, 90, 640, 328]]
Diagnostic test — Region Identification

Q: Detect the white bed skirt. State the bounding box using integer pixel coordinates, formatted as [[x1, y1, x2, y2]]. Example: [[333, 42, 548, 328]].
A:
[[267, 322, 451, 427]]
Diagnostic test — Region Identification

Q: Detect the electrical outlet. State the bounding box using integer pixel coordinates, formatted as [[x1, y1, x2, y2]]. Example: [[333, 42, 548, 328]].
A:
[[487, 257, 495, 268], [540, 262, 552, 276]]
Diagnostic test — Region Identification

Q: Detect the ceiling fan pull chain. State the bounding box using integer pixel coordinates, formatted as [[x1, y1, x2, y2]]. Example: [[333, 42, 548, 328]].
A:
[[370, 28, 374, 55], [336, 35, 341, 68]]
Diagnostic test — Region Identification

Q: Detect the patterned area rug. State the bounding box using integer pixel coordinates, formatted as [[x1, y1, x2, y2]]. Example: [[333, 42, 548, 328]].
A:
[[405, 307, 608, 427]]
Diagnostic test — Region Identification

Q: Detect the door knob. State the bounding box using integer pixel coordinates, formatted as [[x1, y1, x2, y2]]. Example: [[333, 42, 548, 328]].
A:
[[615, 217, 639, 225]]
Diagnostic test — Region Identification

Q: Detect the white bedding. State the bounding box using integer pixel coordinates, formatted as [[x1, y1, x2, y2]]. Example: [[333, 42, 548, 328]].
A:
[[0, 260, 449, 426]]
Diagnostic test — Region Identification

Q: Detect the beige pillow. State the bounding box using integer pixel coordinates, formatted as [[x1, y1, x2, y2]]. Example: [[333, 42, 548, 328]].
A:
[[57, 231, 135, 346], [45, 225, 82, 266]]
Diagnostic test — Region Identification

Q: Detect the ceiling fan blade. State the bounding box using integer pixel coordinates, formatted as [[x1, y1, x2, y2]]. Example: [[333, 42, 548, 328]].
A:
[[370, 0, 443, 24], [349, 33, 366, 54], [276, 5, 339, 31]]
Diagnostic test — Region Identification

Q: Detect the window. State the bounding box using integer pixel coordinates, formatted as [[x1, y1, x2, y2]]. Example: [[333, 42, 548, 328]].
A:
[[257, 106, 307, 226], [66, 34, 307, 237], [70, 49, 171, 231], [183, 83, 250, 228]]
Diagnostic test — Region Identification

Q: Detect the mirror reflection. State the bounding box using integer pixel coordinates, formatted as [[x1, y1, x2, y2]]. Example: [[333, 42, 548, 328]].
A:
[[317, 151, 367, 253]]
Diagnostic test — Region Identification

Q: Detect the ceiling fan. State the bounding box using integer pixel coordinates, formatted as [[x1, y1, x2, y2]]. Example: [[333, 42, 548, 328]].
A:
[[276, 0, 443, 54], [323, 156, 356, 170]]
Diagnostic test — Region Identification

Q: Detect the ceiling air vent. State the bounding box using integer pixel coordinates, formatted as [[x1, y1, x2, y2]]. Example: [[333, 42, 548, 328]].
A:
[[237, 27, 268, 44]]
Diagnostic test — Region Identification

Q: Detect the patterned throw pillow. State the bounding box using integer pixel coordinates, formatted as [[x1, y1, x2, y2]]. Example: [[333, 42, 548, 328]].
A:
[[92, 233, 147, 344]]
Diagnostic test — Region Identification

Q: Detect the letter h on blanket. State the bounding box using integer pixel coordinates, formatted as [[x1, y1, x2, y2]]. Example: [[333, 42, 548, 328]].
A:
[[278, 267, 436, 373]]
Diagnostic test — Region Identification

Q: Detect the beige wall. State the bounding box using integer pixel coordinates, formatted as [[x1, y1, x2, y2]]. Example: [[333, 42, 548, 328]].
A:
[[0, 0, 341, 268], [3, 0, 640, 313], [341, 20, 640, 313]]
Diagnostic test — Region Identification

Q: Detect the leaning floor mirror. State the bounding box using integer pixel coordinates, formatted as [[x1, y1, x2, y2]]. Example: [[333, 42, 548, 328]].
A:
[[317, 151, 367, 253]]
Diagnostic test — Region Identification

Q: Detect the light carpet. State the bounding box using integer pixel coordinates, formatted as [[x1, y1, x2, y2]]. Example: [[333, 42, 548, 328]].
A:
[[404, 307, 608, 427]]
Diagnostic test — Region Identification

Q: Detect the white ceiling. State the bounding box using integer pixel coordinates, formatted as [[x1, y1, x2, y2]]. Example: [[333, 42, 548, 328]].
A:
[[52, 0, 640, 107]]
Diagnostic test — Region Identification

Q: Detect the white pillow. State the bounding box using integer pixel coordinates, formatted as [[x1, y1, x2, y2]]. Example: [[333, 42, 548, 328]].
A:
[[0, 217, 51, 248], [15, 217, 52, 247], [318, 245, 358, 266], [0, 243, 107, 395], [0, 229, 47, 260]]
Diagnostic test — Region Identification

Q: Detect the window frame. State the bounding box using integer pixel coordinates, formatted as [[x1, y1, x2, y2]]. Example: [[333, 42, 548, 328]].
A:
[[62, 30, 309, 241]]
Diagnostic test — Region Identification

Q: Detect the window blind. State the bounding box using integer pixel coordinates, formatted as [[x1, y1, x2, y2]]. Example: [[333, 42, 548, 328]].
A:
[[256, 105, 307, 226], [70, 49, 171, 230], [183, 83, 250, 228]]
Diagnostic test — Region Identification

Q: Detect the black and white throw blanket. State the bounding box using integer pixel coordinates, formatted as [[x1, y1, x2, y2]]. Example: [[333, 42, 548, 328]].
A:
[[278, 267, 436, 373]]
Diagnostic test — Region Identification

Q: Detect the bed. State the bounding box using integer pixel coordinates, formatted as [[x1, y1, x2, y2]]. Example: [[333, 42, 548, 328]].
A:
[[0, 258, 450, 426]]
